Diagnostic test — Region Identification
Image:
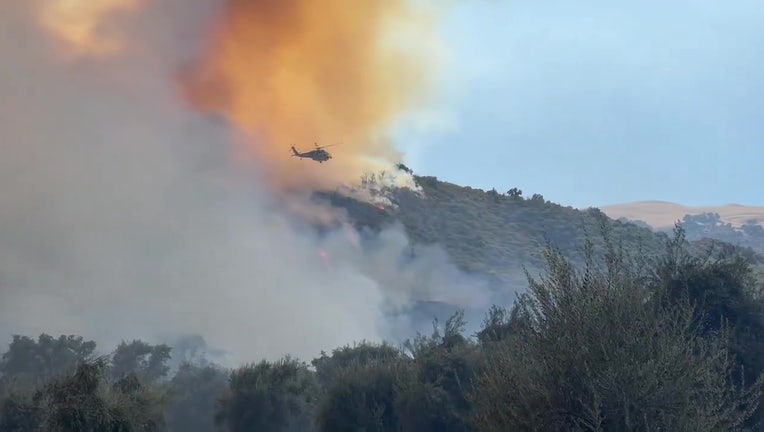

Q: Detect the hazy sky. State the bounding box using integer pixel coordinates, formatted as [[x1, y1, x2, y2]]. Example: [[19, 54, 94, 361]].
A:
[[395, 0, 763, 208]]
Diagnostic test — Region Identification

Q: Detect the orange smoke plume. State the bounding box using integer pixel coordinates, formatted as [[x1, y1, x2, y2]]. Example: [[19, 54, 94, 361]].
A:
[[36, 0, 143, 57], [180, 0, 439, 190]]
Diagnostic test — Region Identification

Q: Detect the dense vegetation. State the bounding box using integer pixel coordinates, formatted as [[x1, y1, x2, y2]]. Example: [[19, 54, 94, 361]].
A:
[[392, 177, 666, 282], [3, 227, 764, 431], [325, 173, 762, 287], [679, 213, 764, 253], [617, 212, 764, 255]]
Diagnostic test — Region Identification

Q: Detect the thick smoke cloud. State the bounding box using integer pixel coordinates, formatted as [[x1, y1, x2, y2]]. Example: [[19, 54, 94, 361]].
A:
[[179, 0, 443, 191], [0, 1, 489, 364]]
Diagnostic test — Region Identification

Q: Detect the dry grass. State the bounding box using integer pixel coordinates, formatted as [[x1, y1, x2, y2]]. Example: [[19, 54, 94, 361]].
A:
[[601, 201, 764, 229]]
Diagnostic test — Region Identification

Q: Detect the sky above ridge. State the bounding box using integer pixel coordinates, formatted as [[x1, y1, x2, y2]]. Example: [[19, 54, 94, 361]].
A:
[[394, 0, 764, 209]]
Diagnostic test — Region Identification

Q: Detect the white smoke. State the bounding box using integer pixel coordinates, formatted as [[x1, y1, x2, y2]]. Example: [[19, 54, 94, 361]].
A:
[[0, 0, 491, 364]]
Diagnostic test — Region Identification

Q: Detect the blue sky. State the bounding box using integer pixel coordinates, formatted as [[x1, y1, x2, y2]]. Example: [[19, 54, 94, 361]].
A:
[[394, 0, 763, 208]]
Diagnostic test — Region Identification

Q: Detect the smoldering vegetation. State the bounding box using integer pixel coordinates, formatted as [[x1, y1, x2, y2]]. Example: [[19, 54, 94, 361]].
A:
[[2, 229, 764, 431]]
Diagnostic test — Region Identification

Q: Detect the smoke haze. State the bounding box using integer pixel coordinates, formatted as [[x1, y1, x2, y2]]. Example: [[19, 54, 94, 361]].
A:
[[0, 0, 483, 364]]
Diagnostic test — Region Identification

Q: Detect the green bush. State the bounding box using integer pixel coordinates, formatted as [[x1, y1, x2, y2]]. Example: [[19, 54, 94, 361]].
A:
[[469, 235, 763, 432]]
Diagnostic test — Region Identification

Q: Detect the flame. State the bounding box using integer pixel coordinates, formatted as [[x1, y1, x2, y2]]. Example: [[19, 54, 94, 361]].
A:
[[36, 0, 143, 57], [180, 0, 440, 191], [319, 250, 330, 266]]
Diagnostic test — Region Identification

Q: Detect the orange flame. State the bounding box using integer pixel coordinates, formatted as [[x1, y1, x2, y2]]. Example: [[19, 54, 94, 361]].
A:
[[36, 0, 143, 57], [180, 0, 439, 191]]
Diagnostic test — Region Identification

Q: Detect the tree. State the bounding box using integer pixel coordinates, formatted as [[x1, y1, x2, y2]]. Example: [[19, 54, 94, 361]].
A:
[[164, 363, 229, 432], [215, 356, 318, 432], [469, 234, 763, 431], [651, 226, 764, 427], [109, 340, 171, 385], [0, 359, 166, 432], [395, 163, 413, 174], [311, 341, 403, 388], [315, 359, 412, 432], [475, 304, 530, 345], [396, 311, 481, 431], [0, 395, 42, 432], [506, 187, 522, 199], [0, 334, 96, 392]]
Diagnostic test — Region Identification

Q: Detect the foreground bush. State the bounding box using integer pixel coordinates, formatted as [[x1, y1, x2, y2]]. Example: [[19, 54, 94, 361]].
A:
[[1, 360, 165, 432], [215, 356, 319, 432], [469, 236, 763, 432]]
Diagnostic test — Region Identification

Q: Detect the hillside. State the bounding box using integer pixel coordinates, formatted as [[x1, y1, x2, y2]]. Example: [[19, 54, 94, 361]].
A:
[[322, 175, 764, 281], [320, 175, 672, 287], [313, 173, 764, 332], [392, 177, 669, 281]]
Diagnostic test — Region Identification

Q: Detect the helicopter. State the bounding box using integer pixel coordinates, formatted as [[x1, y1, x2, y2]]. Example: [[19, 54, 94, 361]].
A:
[[291, 143, 336, 163]]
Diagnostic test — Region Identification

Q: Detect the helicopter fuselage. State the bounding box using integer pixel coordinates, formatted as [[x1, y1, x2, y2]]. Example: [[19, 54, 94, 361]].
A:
[[291, 145, 332, 162]]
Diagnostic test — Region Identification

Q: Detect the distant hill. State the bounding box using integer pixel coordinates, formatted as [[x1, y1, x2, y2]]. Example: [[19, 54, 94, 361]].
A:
[[601, 201, 764, 228], [602, 201, 764, 253]]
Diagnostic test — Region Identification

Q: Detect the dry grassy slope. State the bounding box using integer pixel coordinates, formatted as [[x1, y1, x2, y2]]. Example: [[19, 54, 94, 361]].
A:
[[601, 201, 764, 229]]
